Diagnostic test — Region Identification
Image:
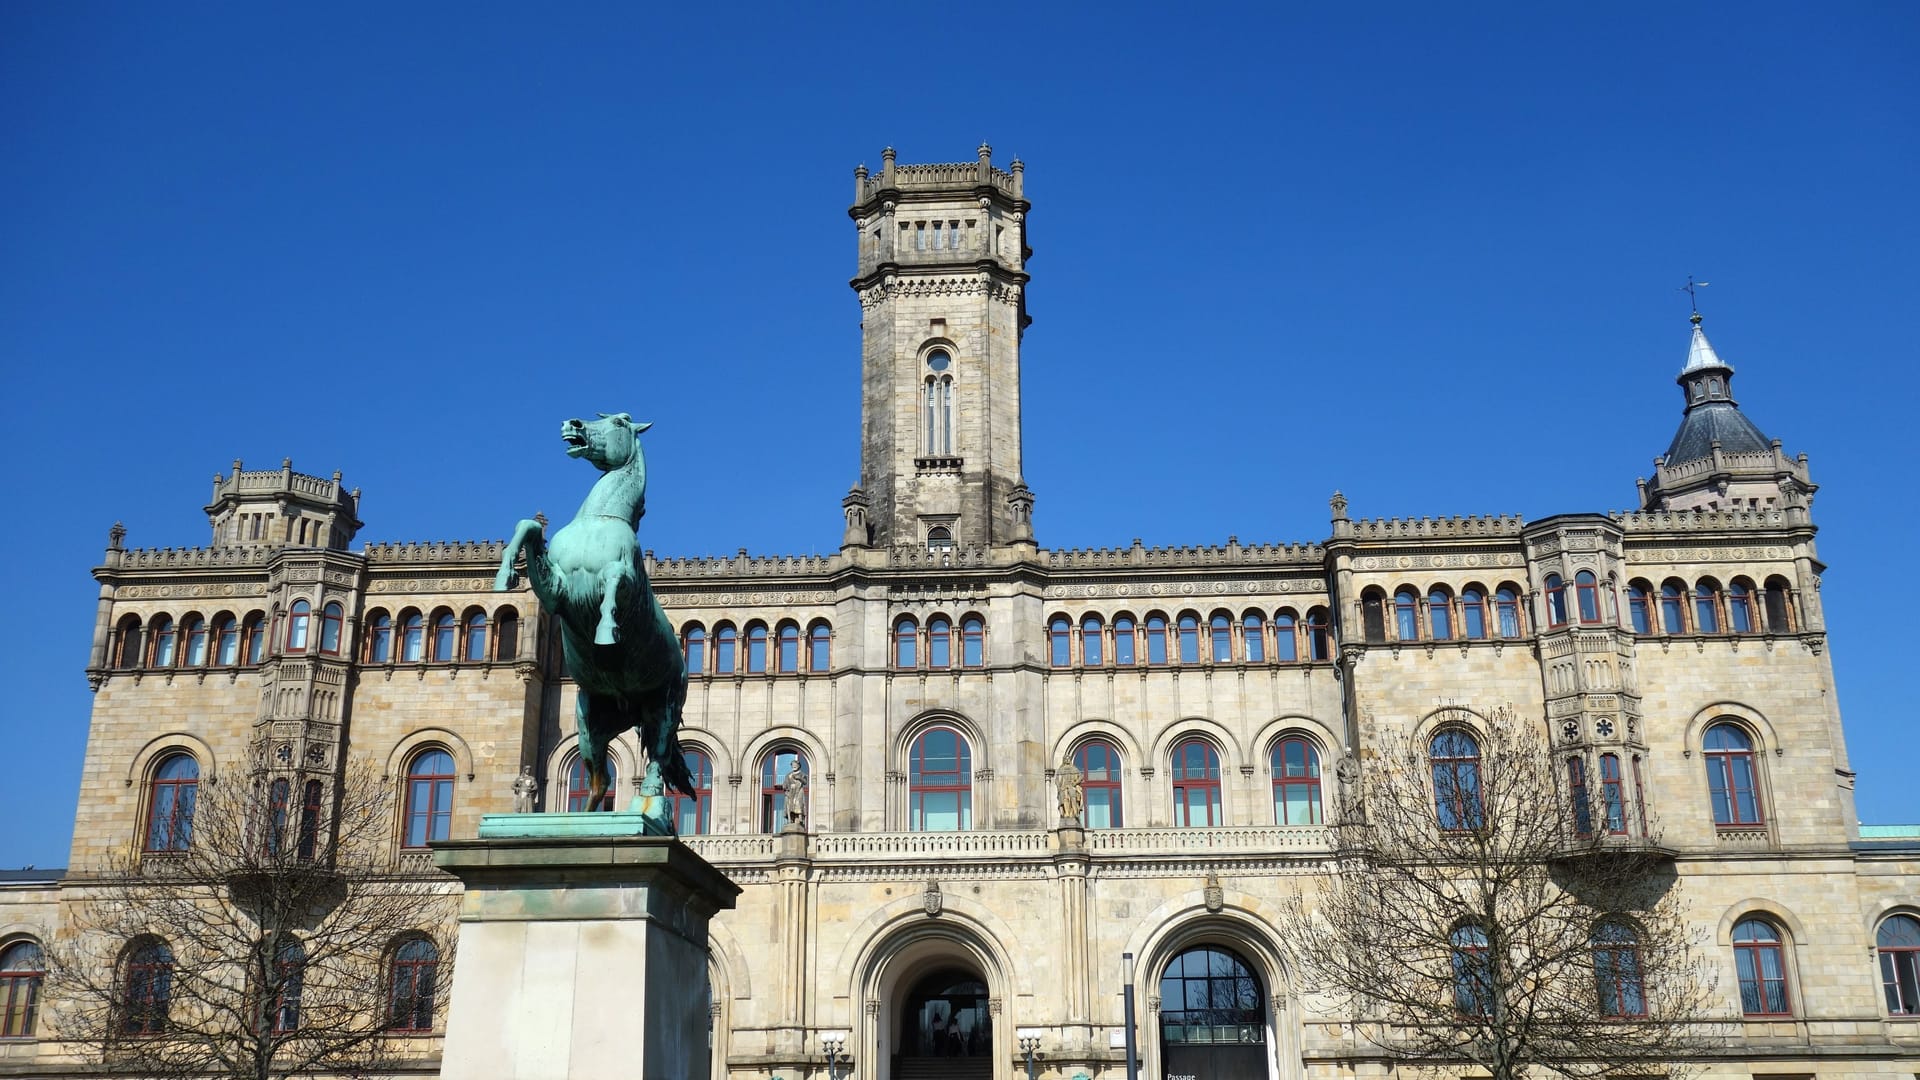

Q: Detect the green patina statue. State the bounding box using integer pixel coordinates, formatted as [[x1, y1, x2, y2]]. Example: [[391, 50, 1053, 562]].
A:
[[494, 413, 693, 834]]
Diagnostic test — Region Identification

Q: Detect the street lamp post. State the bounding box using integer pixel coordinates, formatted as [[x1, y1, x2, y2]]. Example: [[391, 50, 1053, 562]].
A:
[[1018, 1033, 1042, 1080], [1122, 952, 1139, 1080], [820, 1031, 849, 1080]]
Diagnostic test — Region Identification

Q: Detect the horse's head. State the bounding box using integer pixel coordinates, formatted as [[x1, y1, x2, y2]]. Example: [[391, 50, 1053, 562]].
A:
[[561, 413, 653, 472]]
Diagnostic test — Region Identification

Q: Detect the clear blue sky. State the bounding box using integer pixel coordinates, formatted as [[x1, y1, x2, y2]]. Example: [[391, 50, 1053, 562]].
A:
[[3, 5, 1915, 868]]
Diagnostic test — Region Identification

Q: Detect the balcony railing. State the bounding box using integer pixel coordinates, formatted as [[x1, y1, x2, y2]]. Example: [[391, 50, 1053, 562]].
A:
[[1087, 825, 1330, 853], [680, 825, 1330, 863]]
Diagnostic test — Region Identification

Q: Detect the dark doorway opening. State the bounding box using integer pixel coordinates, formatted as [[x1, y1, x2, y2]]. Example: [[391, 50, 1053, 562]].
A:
[[899, 968, 991, 1059], [1159, 945, 1268, 1080]]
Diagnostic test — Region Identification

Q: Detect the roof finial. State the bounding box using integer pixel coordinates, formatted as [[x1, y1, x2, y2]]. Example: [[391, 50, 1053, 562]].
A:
[[1680, 275, 1710, 324]]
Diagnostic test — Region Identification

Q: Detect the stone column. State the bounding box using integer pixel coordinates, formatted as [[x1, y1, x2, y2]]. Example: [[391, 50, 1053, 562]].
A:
[[434, 824, 742, 1080]]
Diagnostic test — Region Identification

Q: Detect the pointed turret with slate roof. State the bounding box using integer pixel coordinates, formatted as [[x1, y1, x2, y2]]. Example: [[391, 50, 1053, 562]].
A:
[[1637, 312, 1816, 512]]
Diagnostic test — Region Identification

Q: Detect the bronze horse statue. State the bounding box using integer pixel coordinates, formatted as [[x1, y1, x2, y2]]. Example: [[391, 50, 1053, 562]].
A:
[[494, 413, 693, 833]]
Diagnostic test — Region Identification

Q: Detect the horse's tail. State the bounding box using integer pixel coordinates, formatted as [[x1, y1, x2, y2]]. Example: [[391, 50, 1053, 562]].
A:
[[656, 675, 696, 798]]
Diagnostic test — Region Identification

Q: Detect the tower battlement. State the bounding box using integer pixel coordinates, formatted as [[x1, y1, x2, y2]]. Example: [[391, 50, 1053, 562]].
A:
[[852, 144, 1024, 211], [204, 457, 362, 549]]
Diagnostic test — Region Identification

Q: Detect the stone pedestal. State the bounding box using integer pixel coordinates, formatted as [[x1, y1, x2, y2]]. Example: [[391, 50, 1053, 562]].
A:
[[433, 814, 742, 1080]]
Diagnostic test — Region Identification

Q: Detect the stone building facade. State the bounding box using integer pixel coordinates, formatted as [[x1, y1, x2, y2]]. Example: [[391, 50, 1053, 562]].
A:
[[3, 148, 1918, 1080]]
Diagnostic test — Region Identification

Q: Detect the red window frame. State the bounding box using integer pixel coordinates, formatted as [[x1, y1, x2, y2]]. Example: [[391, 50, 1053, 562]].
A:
[[777, 623, 801, 673], [1073, 739, 1123, 828], [244, 616, 266, 663], [1660, 582, 1687, 634], [266, 939, 304, 1034], [1393, 589, 1420, 641], [1177, 614, 1200, 664], [565, 756, 617, 812], [1593, 923, 1647, 1019], [1145, 616, 1169, 665], [759, 747, 807, 832], [908, 727, 973, 831], [1545, 575, 1569, 628], [1270, 612, 1295, 662], [746, 624, 769, 673], [461, 611, 487, 661], [1568, 757, 1593, 837], [1430, 731, 1484, 831], [928, 617, 953, 669], [387, 937, 439, 1032], [1732, 919, 1792, 1017], [1878, 915, 1920, 1016], [402, 750, 455, 848], [144, 753, 198, 853], [297, 779, 322, 861], [150, 616, 177, 666], [430, 612, 456, 661], [1081, 616, 1105, 666], [1209, 614, 1232, 663], [183, 617, 207, 666], [120, 940, 173, 1036], [1428, 590, 1453, 641], [1305, 609, 1331, 660], [366, 613, 392, 663], [1049, 617, 1072, 668], [675, 749, 713, 835], [960, 616, 984, 668], [264, 778, 291, 857], [1112, 616, 1137, 665], [495, 609, 519, 661], [1270, 736, 1321, 825], [1170, 738, 1222, 828], [1704, 724, 1764, 827], [1243, 613, 1267, 663], [682, 626, 706, 675], [1, 940, 45, 1038], [285, 602, 310, 653], [1729, 581, 1756, 633], [1599, 753, 1628, 834], [1494, 588, 1524, 638], [893, 618, 918, 670], [1575, 571, 1602, 624], [808, 622, 832, 672], [1626, 584, 1652, 634], [714, 625, 737, 674], [115, 618, 143, 669], [320, 602, 345, 655], [1460, 589, 1487, 639]]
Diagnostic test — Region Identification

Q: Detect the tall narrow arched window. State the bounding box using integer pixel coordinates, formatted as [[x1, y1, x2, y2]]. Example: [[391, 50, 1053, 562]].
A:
[[1703, 723, 1763, 826], [1660, 581, 1687, 634], [400, 612, 424, 662], [1073, 739, 1123, 828], [1430, 730, 1483, 831], [1575, 571, 1601, 624], [1568, 757, 1593, 837], [908, 727, 971, 831], [960, 615, 985, 668], [808, 621, 832, 672], [1428, 589, 1454, 641], [1177, 614, 1201, 664], [114, 617, 143, 669], [1113, 615, 1137, 666], [120, 938, 174, 1036], [1243, 612, 1267, 663], [928, 616, 952, 669], [268, 936, 305, 1033], [1599, 753, 1627, 834], [145, 753, 199, 852], [777, 622, 801, 673], [431, 611, 457, 661], [366, 612, 392, 663], [1877, 914, 1920, 1016], [1728, 579, 1756, 633], [1081, 616, 1105, 666], [1461, 588, 1487, 640], [461, 610, 487, 661], [1271, 736, 1321, 825], [1544, 574, 1569, 628], [1170, 738, 1222, 828], [387, 936, 440, 1033], [1451, 925, 1492, 1015], [1762, 576, 1794, 632], [319, 602, 344, 655], [1361, 590, 1387, 643], [1394, 588, 1420, 641], [1049, 617, 1072, 667], [1306, 607, 1332, 660], [1145, 615, 1169, 665], [285, 602, 310, 654], [244, 614, 266, 663], [714, 625, 737, 674], [1626, 582, 1652, 635], [893, 618, 918, 669], [676, 749, 713, 835], [1733, 919, 1791, 1016], [403, 749, 455, 848], [151, 615, 177, 666], [923, 349, 955, 455], [1209, 613, 1233, 663], [565, 755, 618, 812], [745, 624, 768, 674], [183, 616, 208, 666], [759, 746, 807, 832], [1494, 587, 1523, 638], [494, 607, 519, 661], [0, 939, 44, 1038], [1592, 922, 1646, 1018], [1270, 610, 1296, 662], [1695, 580, 1723, 634], [682, 625, 706, 675], [264, 778, 292, 857], [297, 779, 323, 861]]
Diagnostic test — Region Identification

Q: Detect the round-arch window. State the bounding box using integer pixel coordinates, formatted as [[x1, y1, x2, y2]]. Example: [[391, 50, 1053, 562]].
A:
[[926, 349, 951, 372], [1159, 945, 1265, 1047]]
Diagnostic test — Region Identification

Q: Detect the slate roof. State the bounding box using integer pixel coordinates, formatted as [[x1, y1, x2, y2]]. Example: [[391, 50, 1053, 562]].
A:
[[1665, 401, 1772, 464]]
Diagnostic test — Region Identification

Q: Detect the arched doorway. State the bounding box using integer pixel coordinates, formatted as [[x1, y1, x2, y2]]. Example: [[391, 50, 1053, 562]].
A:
[[1159, 944, 1267, 1079], [897, 967, 992, 1074]]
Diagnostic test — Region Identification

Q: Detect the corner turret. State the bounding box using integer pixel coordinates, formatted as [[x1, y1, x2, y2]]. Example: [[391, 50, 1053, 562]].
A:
[[205, 458, 363, 548], [1638, 313, 1814, 512]]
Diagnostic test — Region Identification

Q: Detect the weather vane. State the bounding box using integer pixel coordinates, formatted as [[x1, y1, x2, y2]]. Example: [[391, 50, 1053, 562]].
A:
[[1680, 275, 1710, 315]]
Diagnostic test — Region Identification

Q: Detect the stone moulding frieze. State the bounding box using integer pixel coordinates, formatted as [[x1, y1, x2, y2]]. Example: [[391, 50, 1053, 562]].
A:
[[113, 582, 268, 600], [660, 591, 838, 608], [1611, 508, 1791, 532], [367, 578, 500, 594], [856, 277, 1022, 310], [1045, 543, 1324, 569], [1042, 579, 1329, 600]]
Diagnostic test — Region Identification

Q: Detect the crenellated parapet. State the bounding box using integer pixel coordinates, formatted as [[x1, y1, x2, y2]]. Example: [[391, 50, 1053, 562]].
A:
[[1345, 514, 1527, 541], [648, 551, 842, 579], [1610, 507, 1801, 533], [361, 539, 509, 564], [1045, 539, 1323, 570], [105, 545, 275, 571]]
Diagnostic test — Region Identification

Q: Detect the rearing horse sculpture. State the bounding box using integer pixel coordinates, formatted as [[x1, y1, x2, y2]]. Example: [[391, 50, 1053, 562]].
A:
[[494, 412, 693, 833]]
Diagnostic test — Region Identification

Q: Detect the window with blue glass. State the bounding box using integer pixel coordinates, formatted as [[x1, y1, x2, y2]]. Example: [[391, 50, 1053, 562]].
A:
[[403, 749, 455, 848], [1430, 730, 1483, 831], [909, 727, 972, 831], [1703, 722, 1762, 826]]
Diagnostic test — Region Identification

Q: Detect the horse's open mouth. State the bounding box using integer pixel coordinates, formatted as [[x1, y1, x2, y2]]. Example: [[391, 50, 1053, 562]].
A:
[[562, 431, 589, 456]]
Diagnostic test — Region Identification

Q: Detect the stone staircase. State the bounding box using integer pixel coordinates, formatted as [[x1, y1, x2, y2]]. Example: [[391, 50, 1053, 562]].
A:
[[892, 1056, 994, 1080]]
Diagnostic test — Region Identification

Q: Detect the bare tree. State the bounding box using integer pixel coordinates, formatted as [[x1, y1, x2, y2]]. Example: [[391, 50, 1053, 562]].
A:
[[1280, 706, 1721, 1080], [49, 754, 457, 1080]]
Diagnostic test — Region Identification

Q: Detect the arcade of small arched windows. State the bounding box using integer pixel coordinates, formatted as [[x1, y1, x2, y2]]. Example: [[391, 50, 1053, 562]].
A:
[[361, 605, 522, 665], [1624, 574, 1799, 637], [1359, 582, 1529, 644], [110, 609, 272, 670], [679, 618, 835, 677], [891, 614, 986, 671], [1047, 608, 1334, 669]]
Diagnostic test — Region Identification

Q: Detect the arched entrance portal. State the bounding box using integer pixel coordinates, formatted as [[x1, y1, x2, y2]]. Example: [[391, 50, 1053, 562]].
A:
[[1159, 945, 1267, 1079], [897, 967, 992, 1075]]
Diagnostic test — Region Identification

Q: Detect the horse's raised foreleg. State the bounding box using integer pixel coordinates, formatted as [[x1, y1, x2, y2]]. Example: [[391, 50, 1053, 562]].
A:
[[593, 562, 624, 646], [494, 519, 549, 597]]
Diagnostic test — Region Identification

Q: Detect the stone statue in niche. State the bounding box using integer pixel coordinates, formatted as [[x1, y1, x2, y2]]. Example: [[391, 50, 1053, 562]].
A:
[[1056, 760, 1084, 824], [783, 760, 809, 831], [511, 765, 538, 814], [494, 413, 694, 834]]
